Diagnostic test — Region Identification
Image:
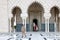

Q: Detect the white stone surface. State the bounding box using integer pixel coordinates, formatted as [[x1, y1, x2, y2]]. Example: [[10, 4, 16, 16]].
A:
[[0, 32, 60, 40], [0, 0, 60, 32], [0, 0, 8, 32]]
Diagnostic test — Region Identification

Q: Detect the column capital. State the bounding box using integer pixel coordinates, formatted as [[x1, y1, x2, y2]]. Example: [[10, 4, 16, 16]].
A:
[[20, 13, 28, 19], [44, 12, 51, 20]]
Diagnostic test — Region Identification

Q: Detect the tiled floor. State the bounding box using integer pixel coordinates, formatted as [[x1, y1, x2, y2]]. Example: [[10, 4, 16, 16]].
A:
[[0, 32, 60, 40]]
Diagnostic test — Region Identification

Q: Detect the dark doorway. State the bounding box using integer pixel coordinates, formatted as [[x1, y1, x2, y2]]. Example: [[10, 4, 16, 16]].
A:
[[33, 19, 38, 26]]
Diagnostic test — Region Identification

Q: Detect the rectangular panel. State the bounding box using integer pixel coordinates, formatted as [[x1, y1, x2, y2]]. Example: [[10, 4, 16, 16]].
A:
[[16, 24, 30, 32], [41, 23, 45, 32], [49, 23, 54, 32]]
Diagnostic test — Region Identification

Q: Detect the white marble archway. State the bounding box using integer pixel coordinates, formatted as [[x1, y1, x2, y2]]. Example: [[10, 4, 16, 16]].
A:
[[28, 2, 44, 31], [50, 6, 60, 32], [8, 0, 60, 32]]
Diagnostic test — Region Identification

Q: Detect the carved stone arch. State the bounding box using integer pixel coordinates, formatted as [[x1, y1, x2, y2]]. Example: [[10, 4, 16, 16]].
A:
[[50, 6, 60, 32], [12, 6, 22, 16], [28, 2, 44, 13], [11, 6, 22, 32], [50, 6, 59, 22], [28, 2, 45, 31]]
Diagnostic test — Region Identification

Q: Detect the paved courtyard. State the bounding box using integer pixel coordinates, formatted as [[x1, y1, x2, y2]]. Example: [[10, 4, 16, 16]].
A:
[[0, 32, 60, 40]]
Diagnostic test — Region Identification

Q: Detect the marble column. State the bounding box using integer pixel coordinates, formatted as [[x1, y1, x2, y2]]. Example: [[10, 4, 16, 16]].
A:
[[21, 12, 28, 33], [45, 19, 48, 32], [9, 14, 13, 33], [44, 12, 51, 32], [59, 13, 60, 32]]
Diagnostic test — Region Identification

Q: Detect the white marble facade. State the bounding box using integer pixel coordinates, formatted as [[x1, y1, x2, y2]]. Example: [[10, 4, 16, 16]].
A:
[[0, 0, 60, 32]]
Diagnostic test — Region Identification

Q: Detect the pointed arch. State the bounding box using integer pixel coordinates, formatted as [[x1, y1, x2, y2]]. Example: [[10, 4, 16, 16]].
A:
[[28, 2, 44, 13], [12, 6, 22, 16], [50, 6, 60, 32], [27, 2, 45, 32], [11, 6, 22, 32]]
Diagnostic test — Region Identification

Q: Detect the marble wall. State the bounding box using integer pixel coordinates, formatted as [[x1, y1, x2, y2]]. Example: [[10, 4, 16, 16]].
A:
[[0, 0, 60, 32]]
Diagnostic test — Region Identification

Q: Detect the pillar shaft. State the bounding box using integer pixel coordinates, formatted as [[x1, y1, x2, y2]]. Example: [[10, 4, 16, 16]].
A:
[[45, 19, 48, 32]]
